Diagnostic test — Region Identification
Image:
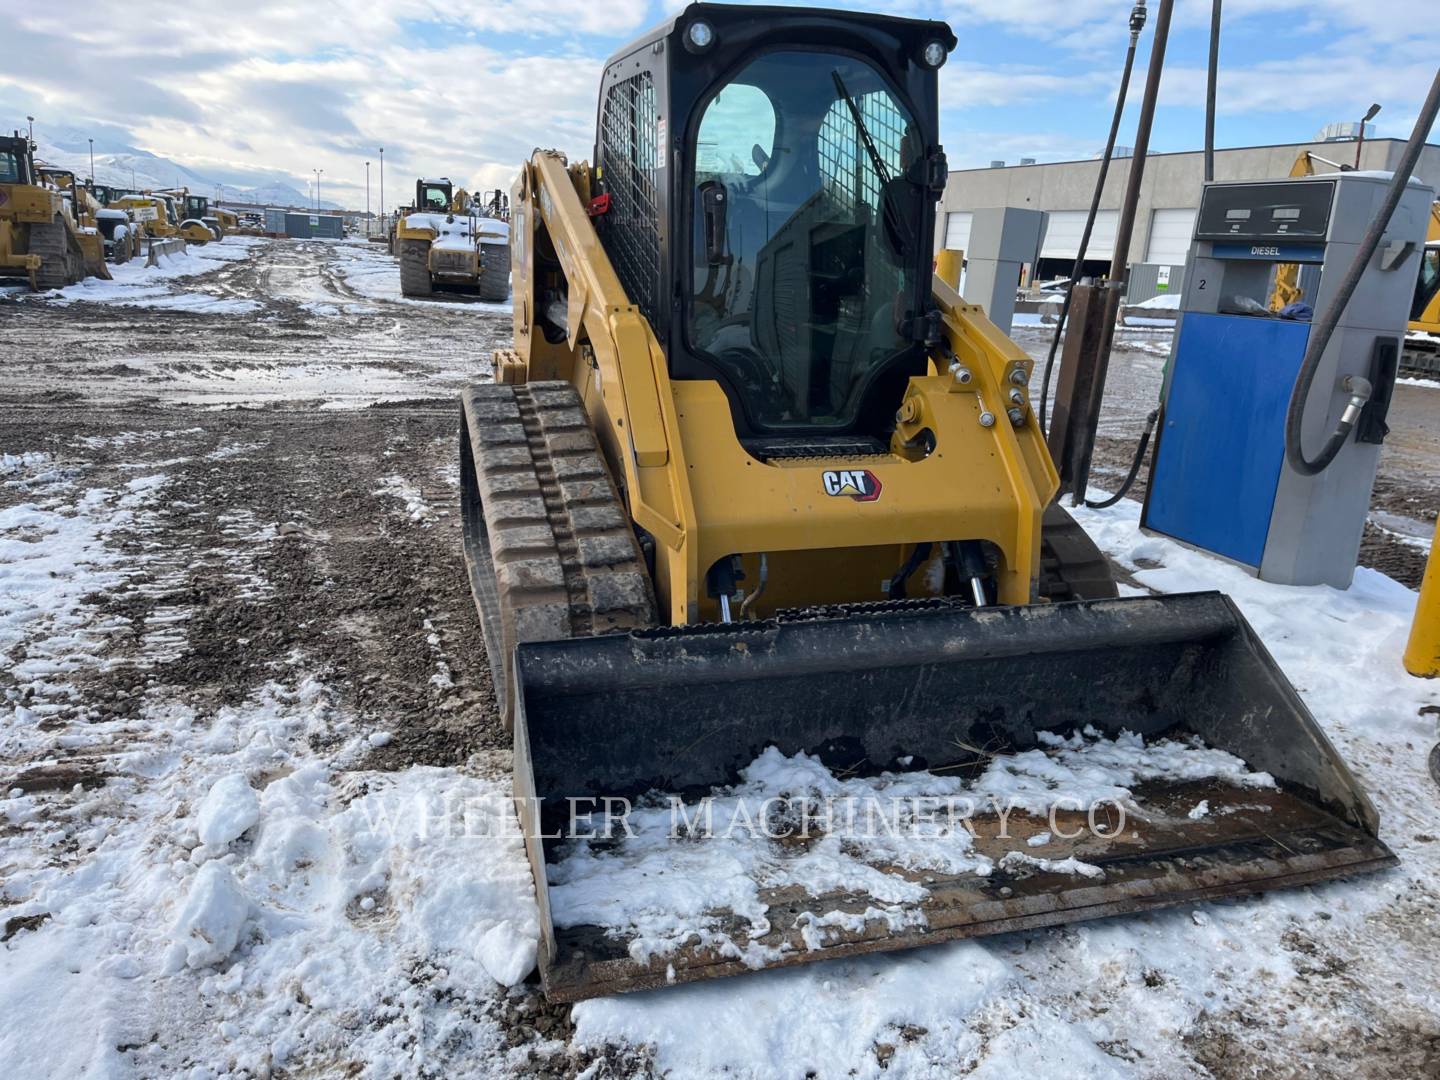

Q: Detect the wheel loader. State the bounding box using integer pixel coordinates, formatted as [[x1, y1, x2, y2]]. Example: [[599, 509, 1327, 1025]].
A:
[[159, 189, 224, 240], [395, 177, 509, 300], [0, 134, 96, 290], [459, 3, 1395, 1002]]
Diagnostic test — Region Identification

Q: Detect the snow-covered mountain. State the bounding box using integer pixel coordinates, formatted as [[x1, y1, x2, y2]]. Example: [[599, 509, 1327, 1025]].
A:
[[27, 123, 343, 210]]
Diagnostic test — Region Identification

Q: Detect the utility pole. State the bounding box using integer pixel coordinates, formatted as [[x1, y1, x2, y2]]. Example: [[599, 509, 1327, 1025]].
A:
[[365, 161, 370, 230], [379, 147, 384, 230], [88, 137, 94, 183], [313, 168, 323, 210]]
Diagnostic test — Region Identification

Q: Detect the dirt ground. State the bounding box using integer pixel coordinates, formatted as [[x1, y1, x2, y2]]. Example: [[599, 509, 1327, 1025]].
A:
[[1, 239, 1437, 1079]]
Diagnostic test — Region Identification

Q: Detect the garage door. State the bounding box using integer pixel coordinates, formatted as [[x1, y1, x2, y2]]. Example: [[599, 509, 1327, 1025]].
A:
[[1145, 208, 1198, 265], [1040, 210, 1117, 260], [943, 211, 972, 253]]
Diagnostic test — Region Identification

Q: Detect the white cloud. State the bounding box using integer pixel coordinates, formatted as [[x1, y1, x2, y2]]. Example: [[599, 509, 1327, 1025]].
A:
[[3, 1, 644, 205]]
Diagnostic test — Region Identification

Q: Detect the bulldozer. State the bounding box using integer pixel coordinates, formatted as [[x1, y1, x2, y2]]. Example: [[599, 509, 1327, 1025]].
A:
[[395, 176, 509, 300], [459, 3, 1395, 1002], [0, 133, 97, 290], [36, 167, 113, 281]]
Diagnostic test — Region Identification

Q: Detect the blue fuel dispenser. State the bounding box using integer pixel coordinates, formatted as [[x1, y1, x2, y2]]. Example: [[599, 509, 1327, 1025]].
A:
[[1142, 172, 1434, 587]]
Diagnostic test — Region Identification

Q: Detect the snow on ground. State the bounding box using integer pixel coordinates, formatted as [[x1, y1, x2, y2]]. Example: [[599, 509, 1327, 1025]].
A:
[[1135, 293, 1181, 309], [32, 237, 262, 313], [332, 238, 512, 313], [0, 447, 542, 1077]]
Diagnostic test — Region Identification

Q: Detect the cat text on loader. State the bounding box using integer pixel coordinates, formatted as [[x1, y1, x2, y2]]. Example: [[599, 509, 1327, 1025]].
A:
[[460, 3, 1395, 1002]]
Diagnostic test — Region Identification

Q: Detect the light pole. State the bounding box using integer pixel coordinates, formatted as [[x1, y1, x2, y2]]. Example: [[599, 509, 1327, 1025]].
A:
[[26, 116, 34, 145], [313, 168, 323, 210], [1355, 103, 1381, 170], [365, 161, 370, 230], [88, 138, 94, 183], [378, 147, 384, 231]]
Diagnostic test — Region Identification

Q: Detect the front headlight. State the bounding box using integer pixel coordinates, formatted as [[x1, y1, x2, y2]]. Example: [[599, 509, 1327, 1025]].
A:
[[685, 19, 715, 52], [922, 40, 948, 68]]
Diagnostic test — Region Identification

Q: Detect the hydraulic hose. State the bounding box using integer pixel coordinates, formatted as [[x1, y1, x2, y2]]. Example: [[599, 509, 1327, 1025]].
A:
[[1284, 67, 1440, 477], [1039, 0, 1147, 436], [1084, 409, 1157, 509]]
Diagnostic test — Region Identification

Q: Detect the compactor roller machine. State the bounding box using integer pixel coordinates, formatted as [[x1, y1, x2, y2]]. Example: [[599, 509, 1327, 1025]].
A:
[[459, 3, 1395, 1002]]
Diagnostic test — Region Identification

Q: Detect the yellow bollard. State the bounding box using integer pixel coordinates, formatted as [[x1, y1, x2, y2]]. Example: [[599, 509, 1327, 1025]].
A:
[[935, 248, 963, 291], [1405, 516, 1440, 677]]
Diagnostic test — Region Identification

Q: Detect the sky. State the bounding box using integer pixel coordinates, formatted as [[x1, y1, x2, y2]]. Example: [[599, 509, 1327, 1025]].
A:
[[3, 0, 1437, 211]]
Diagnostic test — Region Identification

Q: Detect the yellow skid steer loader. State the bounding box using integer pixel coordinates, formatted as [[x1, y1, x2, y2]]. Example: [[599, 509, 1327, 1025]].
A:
[[459, 3, 1394, 1002]]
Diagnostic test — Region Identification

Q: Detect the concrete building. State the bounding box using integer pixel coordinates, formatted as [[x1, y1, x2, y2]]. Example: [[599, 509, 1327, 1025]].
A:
[[937, 138, 1440, 302]]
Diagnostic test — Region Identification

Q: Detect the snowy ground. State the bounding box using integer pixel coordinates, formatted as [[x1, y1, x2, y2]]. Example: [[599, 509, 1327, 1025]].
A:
[[1, 239, 1438, 1078]]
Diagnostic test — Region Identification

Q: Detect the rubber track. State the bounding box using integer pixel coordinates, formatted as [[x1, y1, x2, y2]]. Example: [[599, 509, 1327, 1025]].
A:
[[460, 381, 656, 725], [1038, 501, 1119, 602]]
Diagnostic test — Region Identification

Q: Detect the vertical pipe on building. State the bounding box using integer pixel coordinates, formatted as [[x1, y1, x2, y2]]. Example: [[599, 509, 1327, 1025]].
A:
[[1204, 0, 1221, 183]]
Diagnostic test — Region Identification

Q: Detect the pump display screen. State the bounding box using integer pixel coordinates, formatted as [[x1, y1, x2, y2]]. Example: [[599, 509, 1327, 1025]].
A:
[[1195, 181, 1333, 242]]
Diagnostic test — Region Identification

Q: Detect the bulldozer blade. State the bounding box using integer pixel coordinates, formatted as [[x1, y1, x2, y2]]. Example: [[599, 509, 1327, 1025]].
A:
[[145, 238, 187, 267], [511, 592, 1394, 1002]]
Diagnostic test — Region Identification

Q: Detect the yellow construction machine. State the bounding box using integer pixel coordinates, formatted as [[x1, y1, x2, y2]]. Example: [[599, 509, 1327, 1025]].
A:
[[394, 177, 508, 299], [1403, 201, 1440, 378], [0, 133, 95, 290], [1267, 149, 1353, 312], [36, 166, 113, 281], [460, 3, 1394, 1002], [113, 192, 213, 246], [158, 189, 224, 240]]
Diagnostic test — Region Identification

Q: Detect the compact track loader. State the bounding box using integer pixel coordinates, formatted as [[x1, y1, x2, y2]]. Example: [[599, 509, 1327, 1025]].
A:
[[460, 3, 1395, 1002]]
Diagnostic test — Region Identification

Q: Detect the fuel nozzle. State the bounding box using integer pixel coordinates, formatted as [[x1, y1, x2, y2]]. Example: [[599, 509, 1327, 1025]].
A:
[[1339, 374, 1373, 427]]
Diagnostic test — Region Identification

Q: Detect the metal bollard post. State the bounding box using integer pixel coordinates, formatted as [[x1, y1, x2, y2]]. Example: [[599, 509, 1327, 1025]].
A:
[[1405, 516, 1440, 678], [935, 248, 963, 291]]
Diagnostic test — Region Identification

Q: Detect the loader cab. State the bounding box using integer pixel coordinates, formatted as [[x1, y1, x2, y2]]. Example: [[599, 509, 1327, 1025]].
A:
[[0, 134, 35, 187], [184, 194, 209, 220], [416, 178, 453, 214], [593, 3, 953, 441]]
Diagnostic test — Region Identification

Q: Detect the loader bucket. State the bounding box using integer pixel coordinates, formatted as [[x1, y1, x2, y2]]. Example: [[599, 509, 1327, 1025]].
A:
[[511, 592, 1394, 1002]]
